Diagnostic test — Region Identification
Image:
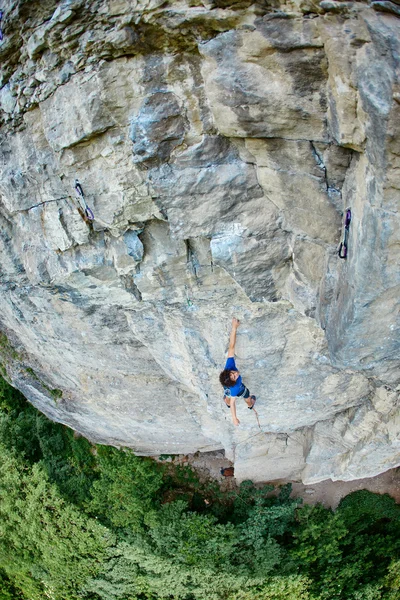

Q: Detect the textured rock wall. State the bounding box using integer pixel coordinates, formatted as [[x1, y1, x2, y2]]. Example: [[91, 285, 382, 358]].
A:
[[0, 0, 399, 483]]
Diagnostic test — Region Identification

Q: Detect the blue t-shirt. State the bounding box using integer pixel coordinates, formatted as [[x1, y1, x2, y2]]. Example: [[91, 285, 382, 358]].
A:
[[224, 357, 245, 397]]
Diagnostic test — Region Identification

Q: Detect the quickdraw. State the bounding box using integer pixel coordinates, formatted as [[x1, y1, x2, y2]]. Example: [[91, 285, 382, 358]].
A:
[[74, 179, 95, 221], [338, 208, 351, 259]]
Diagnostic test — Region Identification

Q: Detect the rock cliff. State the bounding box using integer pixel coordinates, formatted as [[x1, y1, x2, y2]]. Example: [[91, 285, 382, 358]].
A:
[[0, 0, 399, 484]]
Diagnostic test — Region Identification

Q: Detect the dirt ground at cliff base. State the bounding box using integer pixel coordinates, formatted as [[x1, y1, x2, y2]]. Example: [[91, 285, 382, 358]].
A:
[[287, 469, 400, 509], [158, 451, 400, 509]]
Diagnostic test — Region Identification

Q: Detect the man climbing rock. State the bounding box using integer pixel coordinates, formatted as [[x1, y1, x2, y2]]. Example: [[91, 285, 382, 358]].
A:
[[219, 318, 256, 426]]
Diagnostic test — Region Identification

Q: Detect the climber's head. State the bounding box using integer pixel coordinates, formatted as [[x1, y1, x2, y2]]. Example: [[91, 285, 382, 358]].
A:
[[219, 369, 239, 388]]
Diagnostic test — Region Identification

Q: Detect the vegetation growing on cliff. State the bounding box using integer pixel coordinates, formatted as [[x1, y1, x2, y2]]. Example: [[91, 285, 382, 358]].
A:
[[0, 375, 399, 600]]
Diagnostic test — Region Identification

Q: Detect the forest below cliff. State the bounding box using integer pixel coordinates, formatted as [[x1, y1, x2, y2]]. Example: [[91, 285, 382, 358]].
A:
[[0, 375, 399, 600]]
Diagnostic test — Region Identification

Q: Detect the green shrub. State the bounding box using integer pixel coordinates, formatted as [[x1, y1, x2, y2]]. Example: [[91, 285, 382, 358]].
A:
[[291, 493, 400, 600], [36, 415, 98, 506], [0, 443, 111, 600], [382, 560, 400, 599], [0, 568, 23, 600], [226, 575, 313, 600], [86, 446, 165, 530], [1, 374, 399, 600]]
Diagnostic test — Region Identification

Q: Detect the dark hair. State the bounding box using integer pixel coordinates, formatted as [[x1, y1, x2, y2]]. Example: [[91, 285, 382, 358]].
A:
[[219, 369, 234, 389]]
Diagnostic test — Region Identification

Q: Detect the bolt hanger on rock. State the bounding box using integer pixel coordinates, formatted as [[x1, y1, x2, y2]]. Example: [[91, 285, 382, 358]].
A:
[[338, 208, 351, 259], [74, 179, 95, 222]]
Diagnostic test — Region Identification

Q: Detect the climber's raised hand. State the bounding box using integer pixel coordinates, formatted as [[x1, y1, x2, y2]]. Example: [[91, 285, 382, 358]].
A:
[[232, 317, 240, 329]]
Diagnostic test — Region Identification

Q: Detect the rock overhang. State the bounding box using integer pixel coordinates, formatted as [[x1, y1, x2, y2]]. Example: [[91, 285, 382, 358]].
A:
[[0, 0, 399, 484]]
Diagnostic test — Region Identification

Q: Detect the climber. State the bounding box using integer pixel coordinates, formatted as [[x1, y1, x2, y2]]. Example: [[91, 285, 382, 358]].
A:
[[0, 10, 4, 41], [219, 317, 256, 427]]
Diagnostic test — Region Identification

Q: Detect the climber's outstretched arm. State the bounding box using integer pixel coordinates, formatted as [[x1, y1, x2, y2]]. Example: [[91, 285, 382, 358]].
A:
[[227, 318, 240, 358], [230, 397, 240, 426]]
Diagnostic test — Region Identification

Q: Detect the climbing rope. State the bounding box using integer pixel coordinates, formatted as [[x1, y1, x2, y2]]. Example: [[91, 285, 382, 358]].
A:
[[252, 405, 262, 430], [229, 399, 268, 462], [228, 398, 304, 463]]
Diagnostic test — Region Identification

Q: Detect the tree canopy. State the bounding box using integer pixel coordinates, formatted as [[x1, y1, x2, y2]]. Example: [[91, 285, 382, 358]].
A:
[[0, 375, 399, 600]]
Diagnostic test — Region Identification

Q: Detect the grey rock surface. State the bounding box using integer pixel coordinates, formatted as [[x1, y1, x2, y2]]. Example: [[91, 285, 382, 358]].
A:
[[0, 0, 399, 484]]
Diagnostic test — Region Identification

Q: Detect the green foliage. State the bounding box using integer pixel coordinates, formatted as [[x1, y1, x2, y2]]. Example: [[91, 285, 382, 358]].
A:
[[337, 491, 400, 595], [146, 499, 236, 568], [226, 575, 313, 600], [338, 489, 400, 531], [89, 539, 264, 600], [24, 367, 63, 401], [290, 493, 400, 600], [0, 568, 23, 600], [352, 583, 383, 600], [86, 446, 165, 530], [141, 482, 299, 580], [291, 503, 348, 566], [229, 480, 275, 522], [36, 416, 98, 506], [0, 443, 111, 600], [382, 560, 400, 599], [82, 542, 151, 600], [0, 374, 98, 505], [0, 382, 42, 463], [0, 374, 399, 600], [0, 332, 21, 363]]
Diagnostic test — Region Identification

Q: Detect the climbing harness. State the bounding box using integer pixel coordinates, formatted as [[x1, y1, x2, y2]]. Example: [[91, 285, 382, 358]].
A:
[[74, 179, 95, 221], [0, 10, 4, 41], [338, 208, 351, 259]]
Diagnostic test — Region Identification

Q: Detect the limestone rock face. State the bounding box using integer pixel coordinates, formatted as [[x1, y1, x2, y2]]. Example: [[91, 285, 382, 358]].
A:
[[0, 0, 399, 483]]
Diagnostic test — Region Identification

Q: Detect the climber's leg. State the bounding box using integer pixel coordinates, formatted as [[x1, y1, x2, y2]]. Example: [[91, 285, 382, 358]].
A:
[[239, 387, 256, 409], [245, 395, 256, 409]]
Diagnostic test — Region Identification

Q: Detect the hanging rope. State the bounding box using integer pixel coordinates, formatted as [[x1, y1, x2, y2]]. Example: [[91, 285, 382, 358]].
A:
[[228, 398, 304, 463], [252, 405, 262, 430]]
